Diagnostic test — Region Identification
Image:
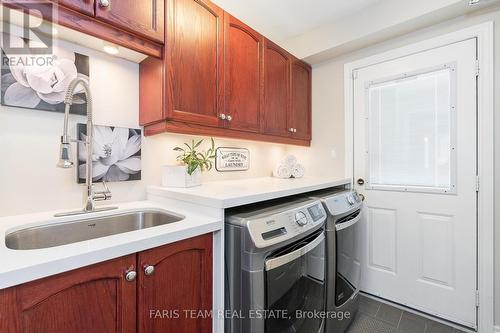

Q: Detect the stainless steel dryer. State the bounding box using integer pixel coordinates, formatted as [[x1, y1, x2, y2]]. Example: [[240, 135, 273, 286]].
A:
[[310, 189, 363, 333], [225, 197, 327, 333]]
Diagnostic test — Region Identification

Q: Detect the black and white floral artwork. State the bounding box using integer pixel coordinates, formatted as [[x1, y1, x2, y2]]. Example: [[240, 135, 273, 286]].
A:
[[1, 39, 89, 115], [77, 124, 142, 183]]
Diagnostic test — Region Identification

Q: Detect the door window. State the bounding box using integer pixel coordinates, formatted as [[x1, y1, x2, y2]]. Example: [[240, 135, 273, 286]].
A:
[[366, 64, 457, 193]]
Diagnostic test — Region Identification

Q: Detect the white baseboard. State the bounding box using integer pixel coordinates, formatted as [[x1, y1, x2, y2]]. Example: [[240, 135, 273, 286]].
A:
[[494, 325, 500, 333]]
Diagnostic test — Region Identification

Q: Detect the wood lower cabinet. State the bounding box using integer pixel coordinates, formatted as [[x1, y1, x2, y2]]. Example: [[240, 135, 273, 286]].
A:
[[289, 59, 312, 140], [95, 0, 165, 43], [223, 13, 263, 133], [262, 39, 291, 137], [165, 0, 224, 128], [138, 233, 213, 333], [0, 234, 213, 333], [0, 255, 137, 333]]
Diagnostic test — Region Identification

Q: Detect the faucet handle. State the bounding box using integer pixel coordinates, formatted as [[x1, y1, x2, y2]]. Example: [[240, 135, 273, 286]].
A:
[[93, 179, 112, 201]]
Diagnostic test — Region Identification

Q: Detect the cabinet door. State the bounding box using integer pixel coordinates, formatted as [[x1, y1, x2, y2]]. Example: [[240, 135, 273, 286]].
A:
[[138, 233, 213, 333], [95, 0, 164, 43], [57, 0, 94, 16], [166, 0, 224, 128], [289, 59, 312, 140], [262, 39, 290, 137], [0, 255, 137, 333], [224, 13, 263, 133]]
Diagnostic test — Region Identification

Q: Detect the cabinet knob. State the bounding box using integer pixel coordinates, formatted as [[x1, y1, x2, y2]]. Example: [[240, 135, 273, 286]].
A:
[[219, 113, 226, 120], [99, 0, 110, 7], [125, 270, 137, 282], [226, 115, 232, 122], [144, 265, 155, 276]]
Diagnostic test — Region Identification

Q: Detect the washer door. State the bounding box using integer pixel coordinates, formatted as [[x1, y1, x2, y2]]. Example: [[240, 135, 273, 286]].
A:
[[264, 230, 325, 333]]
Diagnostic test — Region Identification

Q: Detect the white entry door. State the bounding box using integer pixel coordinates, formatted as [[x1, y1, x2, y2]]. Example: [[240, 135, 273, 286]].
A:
[[353, 39, 477, 328]]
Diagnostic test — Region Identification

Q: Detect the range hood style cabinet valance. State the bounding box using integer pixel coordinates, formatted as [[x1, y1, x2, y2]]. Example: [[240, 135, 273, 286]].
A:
[[5, 0, 311, 146]]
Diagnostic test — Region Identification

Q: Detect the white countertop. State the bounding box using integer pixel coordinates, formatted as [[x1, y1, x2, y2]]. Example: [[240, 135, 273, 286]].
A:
[[0, 201, 222, 289], [148, 177, 350, 209]]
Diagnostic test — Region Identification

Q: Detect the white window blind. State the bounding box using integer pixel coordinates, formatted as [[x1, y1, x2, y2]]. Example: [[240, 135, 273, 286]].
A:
[[367, 67, 455, 191]]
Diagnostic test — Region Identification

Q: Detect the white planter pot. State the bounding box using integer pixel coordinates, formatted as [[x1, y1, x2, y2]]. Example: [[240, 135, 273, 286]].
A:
[[161, 165, 202, 188]]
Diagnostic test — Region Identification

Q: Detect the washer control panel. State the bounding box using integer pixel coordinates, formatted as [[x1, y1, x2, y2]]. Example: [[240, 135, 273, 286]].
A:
[[245, 200, 327, 248], [294, 211, 308, 226]]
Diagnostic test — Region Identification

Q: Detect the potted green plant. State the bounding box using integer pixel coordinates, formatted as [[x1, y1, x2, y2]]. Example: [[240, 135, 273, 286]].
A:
[[162, 138, 216, 188]]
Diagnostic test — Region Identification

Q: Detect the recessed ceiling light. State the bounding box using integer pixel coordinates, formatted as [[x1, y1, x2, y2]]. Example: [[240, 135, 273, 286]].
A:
[[103, 43, 119, 55], [468, 0, 480, 5]]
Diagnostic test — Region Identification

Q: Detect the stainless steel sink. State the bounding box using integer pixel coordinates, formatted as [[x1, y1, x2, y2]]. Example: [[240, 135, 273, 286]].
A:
[[5, 210, 185, 250]]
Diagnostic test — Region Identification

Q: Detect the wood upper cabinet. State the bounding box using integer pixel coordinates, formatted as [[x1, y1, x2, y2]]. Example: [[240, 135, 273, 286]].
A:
[[262, 39, 291, 137], [140, 56, 164, 125], [166, 0, 224, 128], [57, 0, 95, 16], [224, 13, 263, 133], [289, 59, 312, 140], [138, 233, 213, 333], [5, 0, 163, 57], [95, 0, 165, 43], [139, 0, 312, 145], [0, 255, 137, 333]]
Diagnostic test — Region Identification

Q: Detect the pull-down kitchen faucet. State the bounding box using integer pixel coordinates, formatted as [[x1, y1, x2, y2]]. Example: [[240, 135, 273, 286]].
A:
[[56, 78, 117, 217]]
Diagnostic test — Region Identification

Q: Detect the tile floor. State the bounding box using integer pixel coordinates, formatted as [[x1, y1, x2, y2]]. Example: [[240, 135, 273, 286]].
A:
[[346, 295, 469, 333]]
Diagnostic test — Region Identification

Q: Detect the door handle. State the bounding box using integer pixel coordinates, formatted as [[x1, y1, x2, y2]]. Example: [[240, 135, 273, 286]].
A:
[[264, 232, 325, 271]]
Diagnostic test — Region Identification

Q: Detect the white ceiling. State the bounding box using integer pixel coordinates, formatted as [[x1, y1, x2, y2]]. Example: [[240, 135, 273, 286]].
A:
[[211, 0, 382, 41]]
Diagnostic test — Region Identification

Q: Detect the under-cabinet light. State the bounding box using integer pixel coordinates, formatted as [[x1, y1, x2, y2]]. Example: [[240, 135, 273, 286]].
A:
[[103, 43, 119, 55]]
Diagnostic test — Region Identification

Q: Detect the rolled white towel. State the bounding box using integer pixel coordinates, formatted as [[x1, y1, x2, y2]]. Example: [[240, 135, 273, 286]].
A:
[[281, 154, 297, 168], [291, 163, 305, 178], [273, 164, 292, 179]]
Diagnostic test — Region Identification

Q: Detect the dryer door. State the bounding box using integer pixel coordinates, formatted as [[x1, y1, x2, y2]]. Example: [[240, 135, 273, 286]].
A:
[[335, 209, 362, 307]]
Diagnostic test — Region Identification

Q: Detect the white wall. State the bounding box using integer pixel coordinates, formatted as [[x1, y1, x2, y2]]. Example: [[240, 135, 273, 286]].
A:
[[286, 6, 500, 325], [0, 39, 287, 217], [284, 60, 346, 179]]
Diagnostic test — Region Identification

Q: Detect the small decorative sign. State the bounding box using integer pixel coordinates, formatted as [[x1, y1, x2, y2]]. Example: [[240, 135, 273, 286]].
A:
[[215, 147, 249, 172]]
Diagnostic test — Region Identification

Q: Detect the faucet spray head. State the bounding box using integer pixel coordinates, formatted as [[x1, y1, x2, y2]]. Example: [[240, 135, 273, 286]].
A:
[[57, 136, 74, 168]]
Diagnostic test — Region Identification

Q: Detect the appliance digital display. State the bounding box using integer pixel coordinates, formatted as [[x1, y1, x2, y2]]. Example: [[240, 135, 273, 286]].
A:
[[262, 227, 287, 240], [308, 205, 324, 221]]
